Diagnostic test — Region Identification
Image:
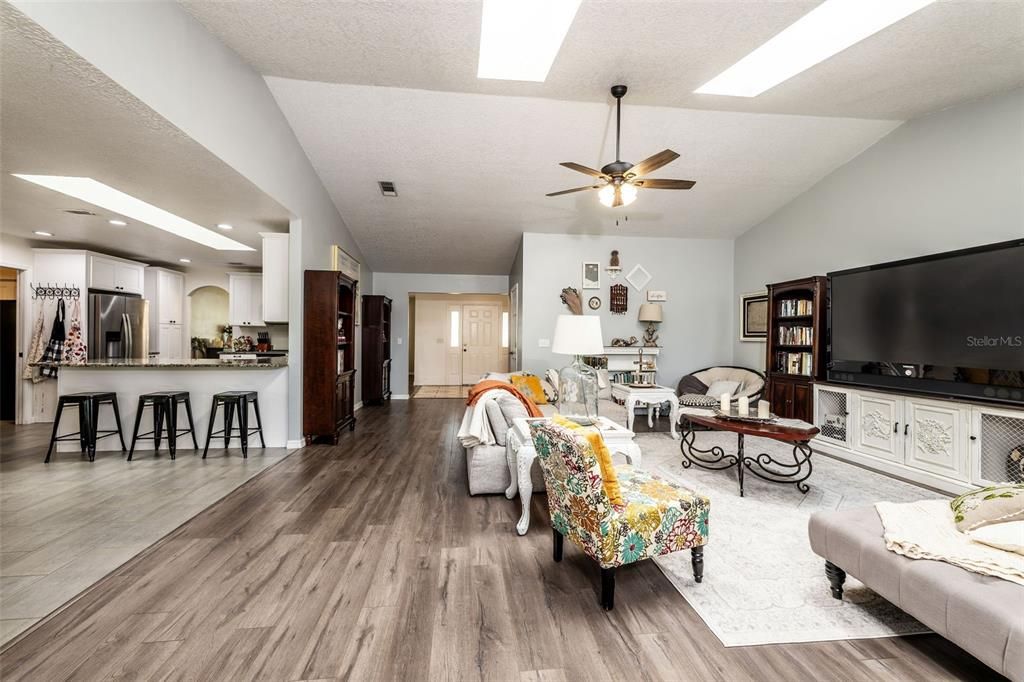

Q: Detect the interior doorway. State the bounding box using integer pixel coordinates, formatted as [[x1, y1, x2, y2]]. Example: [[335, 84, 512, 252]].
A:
[[0, 267, 20, 421], [409, 293, 508, 397]]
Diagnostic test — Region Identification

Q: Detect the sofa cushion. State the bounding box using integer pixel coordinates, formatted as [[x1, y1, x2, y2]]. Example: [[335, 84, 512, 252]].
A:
[[680, 393, 720, 408], [484, 400, 509, 446], [951, 483, 1024, 531], [498, 394, 529, 426], [705, 380, 740, 398], [809, 506, 1024, 680], [676, 374, 708, 397]]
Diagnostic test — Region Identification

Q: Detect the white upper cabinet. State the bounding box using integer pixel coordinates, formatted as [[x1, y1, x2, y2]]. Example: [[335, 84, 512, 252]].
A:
[[88, 254, 145, 295], [144, 267, 186, 357], [229, 274, 263, 327], [261, 232, 289, 323], [155, 269, 185, 324]]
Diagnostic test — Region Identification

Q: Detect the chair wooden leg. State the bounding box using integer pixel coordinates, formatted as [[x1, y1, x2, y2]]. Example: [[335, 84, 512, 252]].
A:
[[601, 567, 615, 611], [691, 546, 704, 583], [552, 528, 563, 562], [825, 561, 846, 600]]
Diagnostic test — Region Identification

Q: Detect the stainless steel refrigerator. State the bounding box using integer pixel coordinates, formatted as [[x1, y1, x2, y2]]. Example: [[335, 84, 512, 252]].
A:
[[88, 292, 149, 360]]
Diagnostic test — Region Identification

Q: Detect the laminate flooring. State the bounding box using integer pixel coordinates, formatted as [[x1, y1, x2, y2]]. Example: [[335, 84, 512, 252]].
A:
[[0, 420, 292, 647], [0, 401, 998, 680]]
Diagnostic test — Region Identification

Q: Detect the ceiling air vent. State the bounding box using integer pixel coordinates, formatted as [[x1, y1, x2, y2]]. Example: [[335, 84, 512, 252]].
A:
[[64, 209, 97, 216], [378, 181, 398, 197]]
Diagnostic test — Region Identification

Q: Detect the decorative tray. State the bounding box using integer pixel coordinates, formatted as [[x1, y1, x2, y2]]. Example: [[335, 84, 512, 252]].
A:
[[713, 408, 777, 423], [628, 383, 658, 388]]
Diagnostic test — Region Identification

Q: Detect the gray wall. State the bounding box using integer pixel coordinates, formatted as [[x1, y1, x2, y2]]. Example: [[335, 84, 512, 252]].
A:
[[371, 272, 509, 397], [734, 88, 1024, 370], [520, 233, 734, 390], [14, 2, 372, 443]]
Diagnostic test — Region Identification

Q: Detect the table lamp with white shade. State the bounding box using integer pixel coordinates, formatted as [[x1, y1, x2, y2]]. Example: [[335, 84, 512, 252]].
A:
[[551, 314, 605, 425], [638, 302, 663, 347]]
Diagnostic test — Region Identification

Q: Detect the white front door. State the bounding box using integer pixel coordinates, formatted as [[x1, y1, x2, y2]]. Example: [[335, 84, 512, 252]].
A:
[[461, 304, 500, 384]]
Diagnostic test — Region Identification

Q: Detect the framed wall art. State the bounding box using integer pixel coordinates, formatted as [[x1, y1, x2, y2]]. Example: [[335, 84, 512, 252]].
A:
[[740, 291, 768, 341], [582, 262, 601, 289], [626, 264, 651, 291]]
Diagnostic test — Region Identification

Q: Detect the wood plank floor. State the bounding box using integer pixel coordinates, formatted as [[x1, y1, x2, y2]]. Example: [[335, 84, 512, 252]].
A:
[[0, 400, 997, 681]]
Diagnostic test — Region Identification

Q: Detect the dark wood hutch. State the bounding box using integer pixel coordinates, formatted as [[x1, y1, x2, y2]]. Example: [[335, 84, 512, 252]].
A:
[[303, 270, 357, 443], [765, 275, 827, 422], [361, 295, 393, 404]]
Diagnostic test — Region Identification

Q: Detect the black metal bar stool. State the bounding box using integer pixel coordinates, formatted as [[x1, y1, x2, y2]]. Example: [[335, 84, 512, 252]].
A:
[[129, 391, 199, 460], [202, 391, 265, 458], [45, 392, 126, 462]]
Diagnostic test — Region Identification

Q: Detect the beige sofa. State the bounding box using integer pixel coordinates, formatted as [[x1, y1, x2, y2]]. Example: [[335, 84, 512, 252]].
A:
[[809, 507, 1023, 681]]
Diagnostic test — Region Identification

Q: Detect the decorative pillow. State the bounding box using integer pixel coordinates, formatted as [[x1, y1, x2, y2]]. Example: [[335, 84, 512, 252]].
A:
[[968, 520, 1024, 555], [680, 393, 720, 408], [705, 380, 740, 399], [497, 394, 529, 427], [552, 414, 623, 506], [677, 374, 709, 397], [951, 484, 1024, 532], [484, 400, 509, 446], [511, 373, 548, 404]]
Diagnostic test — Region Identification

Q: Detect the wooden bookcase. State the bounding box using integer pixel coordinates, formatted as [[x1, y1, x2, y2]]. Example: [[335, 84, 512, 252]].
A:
[[765, 275, 826, 422], [303, 270, 357, 443], [361, 295, 393, 404]]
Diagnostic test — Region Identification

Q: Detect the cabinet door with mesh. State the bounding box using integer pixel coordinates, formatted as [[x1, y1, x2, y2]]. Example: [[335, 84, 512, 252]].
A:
[[815, 386, 851, 448], [971, 406, 1024, 486]]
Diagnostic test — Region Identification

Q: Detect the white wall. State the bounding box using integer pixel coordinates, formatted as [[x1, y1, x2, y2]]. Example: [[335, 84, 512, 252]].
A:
[[14, 3, 371, 444], [520, 233, 735, 391], [371, 273, 509, 397], [734, 88, 1024, 370]]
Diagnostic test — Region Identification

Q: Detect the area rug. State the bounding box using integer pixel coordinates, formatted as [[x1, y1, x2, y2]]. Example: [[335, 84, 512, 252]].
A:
[[637, 431, 938, 647]]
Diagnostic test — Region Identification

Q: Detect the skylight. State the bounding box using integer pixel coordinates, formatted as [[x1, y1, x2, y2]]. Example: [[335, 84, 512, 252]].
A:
[[477, 0, 581, 82], [12, 175, 254, 251], [694, 0, 936, 97]]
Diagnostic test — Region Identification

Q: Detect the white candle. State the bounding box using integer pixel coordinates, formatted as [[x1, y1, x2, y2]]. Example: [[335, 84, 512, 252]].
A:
[[738, 396, 750, 417], [758, 400, 770, 419], [720, 393, 731, 413]]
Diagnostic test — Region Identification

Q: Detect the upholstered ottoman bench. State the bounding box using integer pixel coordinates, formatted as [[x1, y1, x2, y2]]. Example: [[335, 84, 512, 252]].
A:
[[809, 507, 1024, 681]]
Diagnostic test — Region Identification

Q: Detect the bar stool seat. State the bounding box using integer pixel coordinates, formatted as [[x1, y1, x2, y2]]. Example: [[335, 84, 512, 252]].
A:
[[45, 392, 126, 463], [203, 391, 265, 458], [129, 391, 198, 460]]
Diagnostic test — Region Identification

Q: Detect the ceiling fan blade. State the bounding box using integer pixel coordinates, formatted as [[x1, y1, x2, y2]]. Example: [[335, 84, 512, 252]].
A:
[[559, 162, 609, 179], [546, 184, 601, 197], [624, 149, 680, 179], [633, 178, 696, 190]]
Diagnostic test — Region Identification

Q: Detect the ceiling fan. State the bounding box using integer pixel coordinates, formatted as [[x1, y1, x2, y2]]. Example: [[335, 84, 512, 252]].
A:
[[546, 85, 695, 208]]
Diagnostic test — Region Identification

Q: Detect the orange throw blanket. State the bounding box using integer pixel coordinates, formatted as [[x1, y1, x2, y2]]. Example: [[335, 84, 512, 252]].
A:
[[466, 380, 543, 418]]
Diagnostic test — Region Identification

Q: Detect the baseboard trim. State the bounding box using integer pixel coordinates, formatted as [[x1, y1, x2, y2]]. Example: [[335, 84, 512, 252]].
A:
[[354, 401, 364, 412], [285, 439, 306, 450], [391, 394, 410, 400]]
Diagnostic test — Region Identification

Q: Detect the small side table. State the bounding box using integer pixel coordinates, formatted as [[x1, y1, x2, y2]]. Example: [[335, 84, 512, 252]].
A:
[[506, 416, 641, 535], [611, 384, 681, 439]]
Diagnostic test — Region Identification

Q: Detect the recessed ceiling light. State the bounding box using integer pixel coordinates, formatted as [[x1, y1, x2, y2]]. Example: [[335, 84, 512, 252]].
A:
[[477, 0, 581, 82], [33, 230, 53, 237], [108, 219, 128, 226], [694, 0, 935, 97], [12, 175, 255, 251], [179, 258, 191, 263], [217, 223, 233, 230]]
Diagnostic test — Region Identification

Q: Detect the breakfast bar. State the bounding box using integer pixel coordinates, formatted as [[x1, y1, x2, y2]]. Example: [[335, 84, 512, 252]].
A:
[[37, 358, 288, 454]]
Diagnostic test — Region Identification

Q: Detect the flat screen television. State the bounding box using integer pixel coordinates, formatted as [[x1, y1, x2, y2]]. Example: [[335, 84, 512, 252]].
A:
[[828, 239, 1024, 405]]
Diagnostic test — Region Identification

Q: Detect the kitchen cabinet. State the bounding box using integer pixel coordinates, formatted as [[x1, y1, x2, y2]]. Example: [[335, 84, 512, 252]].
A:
[[261, 232, 289, 323], [229, 274, 263, 326], [158, 323, 184, 360], [144, 268, 186, 358], [88, 254, 145, 295]]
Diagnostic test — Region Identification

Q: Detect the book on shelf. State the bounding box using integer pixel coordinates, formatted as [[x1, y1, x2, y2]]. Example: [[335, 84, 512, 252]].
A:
[[778, 325, 813, 345], [778, 299, 813, 317], [775, 351, 813, 377]]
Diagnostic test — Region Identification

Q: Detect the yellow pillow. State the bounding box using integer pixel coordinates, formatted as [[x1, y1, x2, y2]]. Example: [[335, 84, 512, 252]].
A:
[[552, 415, 624, 506], [511, 373, 547, 405]]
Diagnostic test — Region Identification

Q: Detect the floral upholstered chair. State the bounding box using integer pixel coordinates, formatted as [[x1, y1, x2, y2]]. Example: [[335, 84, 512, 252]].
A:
[[529, 420, 709, 610]]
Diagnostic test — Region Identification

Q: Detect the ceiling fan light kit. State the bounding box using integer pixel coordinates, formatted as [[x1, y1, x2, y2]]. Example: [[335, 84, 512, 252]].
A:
[[547, 85, 695, 208]]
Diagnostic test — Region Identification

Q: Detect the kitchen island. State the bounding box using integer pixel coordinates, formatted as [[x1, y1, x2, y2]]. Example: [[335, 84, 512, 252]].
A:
[[36, 358, 288, 454]]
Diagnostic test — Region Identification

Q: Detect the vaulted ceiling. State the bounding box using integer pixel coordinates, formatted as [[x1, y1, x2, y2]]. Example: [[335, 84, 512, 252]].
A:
[[179, 0, 1024, 274]]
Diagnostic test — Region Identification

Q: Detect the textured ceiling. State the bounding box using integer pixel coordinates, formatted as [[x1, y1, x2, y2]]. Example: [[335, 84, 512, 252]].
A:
[[266, 78, 900, 274], [183, 0, 1024, 120], [0, 5, 290, 271]]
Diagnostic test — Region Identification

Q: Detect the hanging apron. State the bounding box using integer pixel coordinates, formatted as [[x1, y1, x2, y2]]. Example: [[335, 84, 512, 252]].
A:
[[39, 298, 66, 379], [64, 298, 88, 365], [22, 304, 47, 380]]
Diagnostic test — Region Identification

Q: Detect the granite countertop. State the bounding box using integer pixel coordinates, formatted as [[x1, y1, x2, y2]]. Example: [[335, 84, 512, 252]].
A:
[[31, 358, 288, 369]]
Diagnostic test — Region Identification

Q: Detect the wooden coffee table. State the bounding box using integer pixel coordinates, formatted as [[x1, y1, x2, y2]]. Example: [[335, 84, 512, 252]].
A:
[[679, 412, 819, 497]]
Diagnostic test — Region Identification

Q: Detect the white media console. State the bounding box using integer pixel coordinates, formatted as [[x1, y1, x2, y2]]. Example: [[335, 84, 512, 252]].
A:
[[812, 382, 1024, 494]]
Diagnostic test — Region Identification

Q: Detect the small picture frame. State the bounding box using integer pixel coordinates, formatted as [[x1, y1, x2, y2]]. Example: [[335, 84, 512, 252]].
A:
[[582, 262, 601, 289], [740, 291, 768, 341], [625, 264, 651, 291], [646, 290, 667, 302]]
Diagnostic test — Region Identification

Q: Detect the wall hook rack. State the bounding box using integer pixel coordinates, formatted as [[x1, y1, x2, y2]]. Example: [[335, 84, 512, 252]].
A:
[[30, 282, 81, 300]]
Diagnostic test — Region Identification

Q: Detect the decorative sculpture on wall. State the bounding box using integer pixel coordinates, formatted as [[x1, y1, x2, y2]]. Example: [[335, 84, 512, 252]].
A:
[[610, 336, 639, 347], [610, 283, 628, 314], [560, 287, 583, 315], [607, 250, 622, 280]]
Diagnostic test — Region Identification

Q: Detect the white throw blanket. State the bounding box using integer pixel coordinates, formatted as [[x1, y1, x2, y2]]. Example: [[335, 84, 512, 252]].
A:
[[876, 499, 1024, 586], [457, 389, 503, 448]]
